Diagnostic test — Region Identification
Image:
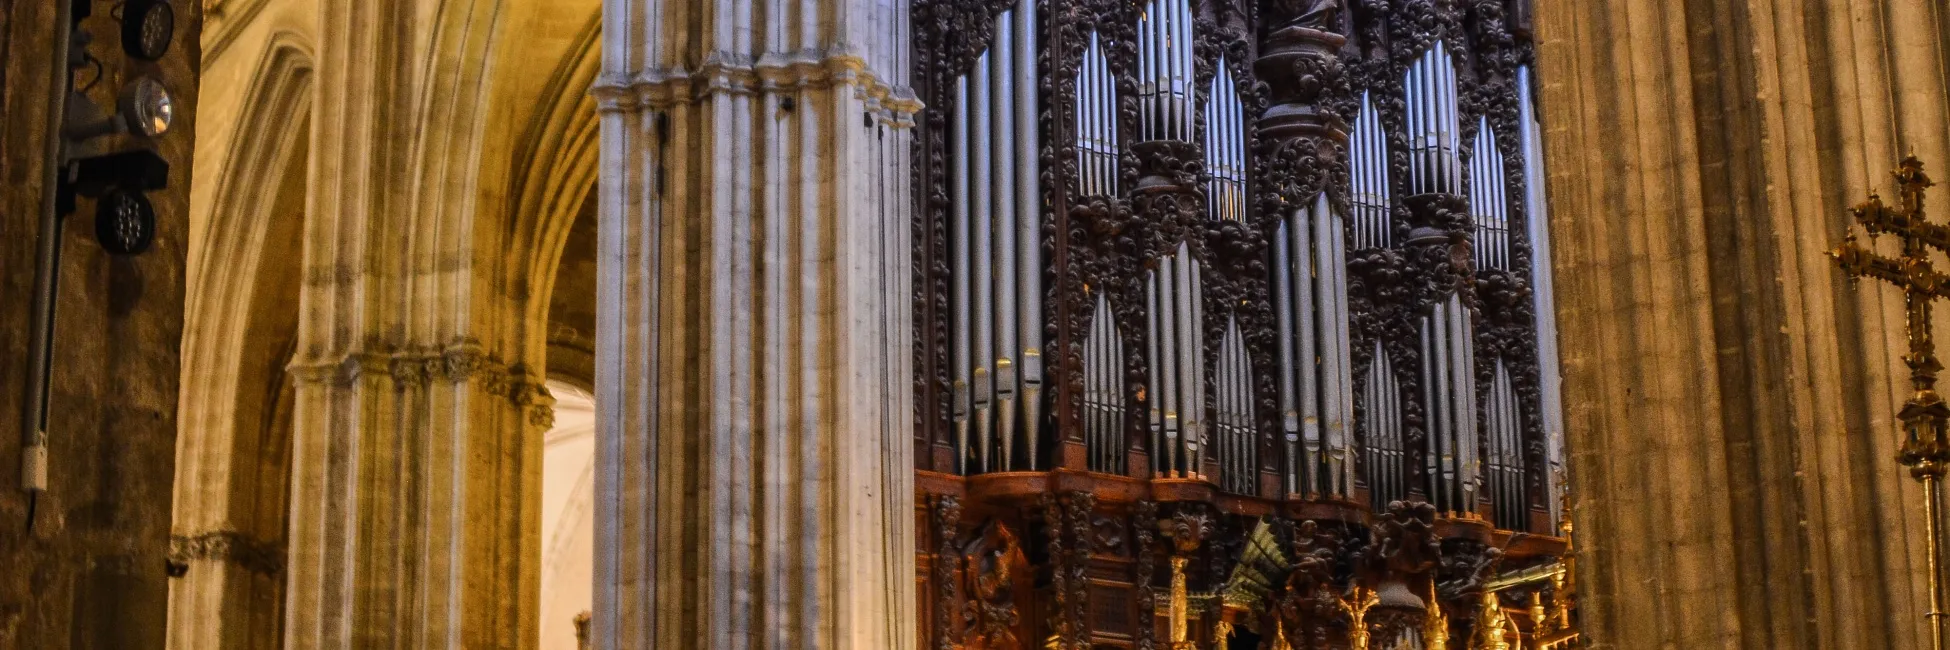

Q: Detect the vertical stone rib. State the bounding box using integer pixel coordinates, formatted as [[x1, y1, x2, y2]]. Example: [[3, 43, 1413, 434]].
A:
[[596, 1, 916, 647], [1541, 0, 1950, 646]]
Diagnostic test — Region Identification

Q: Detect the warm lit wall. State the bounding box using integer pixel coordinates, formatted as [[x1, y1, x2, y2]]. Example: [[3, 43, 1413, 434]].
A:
[[0, 0, 202, 647], [1537, 0, 1950, 647]]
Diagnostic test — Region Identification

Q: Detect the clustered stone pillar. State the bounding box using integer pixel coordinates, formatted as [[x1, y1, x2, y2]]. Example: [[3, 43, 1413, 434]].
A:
[[280, 0, 555, 647], [1536, 0, 1950, 647], [592, 1, 919, 648]]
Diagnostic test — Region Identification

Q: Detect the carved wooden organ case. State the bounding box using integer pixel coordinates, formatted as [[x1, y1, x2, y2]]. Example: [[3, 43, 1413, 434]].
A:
[[911, 0, 1578, 647]]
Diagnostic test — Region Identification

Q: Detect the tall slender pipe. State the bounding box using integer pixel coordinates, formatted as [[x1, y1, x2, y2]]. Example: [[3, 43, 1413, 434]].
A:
[[1274, 222, 1299, 494], [993, 16, 1019, 471], [1406, 64, 1420, 193], [1192, 259, 1208, 476], [1016, 0, 1043, 470], [1175, 249, 1197, 476], [1138, 6, 1154, 139], [972, 52, 995, 472], [23, 0, 77, 498], [1433, 300, 1453, 510], [1148, 273, 1163, 476], [1087, 36, 1103, 195], [1421, 319, 1437, 505], [1178, 0, 1194, 138], [1156, 263, 1179, 476], [1075, 50, 1087, 195], [1106, 49, 1119, 194], [1446, 45, 1461, 194], [953, 77, 974, 473], [1313, 197, 1342, 494], [1293, 208, 1319, 491], [1330, 202, 1355, 495]]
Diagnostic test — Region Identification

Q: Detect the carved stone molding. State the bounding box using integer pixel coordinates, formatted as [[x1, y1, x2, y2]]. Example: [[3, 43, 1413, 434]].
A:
[[286, 343, 556, 426], [169, 530, 286, 577], [591, 49, 921, 121]]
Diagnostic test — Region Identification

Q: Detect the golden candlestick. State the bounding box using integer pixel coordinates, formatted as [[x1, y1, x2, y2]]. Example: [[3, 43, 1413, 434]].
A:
[[1169, 555, 1193, 650], [1340, 585, 1379, 650], [1829, 155, 1950, 650]]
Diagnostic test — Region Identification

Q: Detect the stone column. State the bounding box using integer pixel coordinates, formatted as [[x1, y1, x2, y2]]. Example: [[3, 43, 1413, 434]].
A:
[[1536, 0, 1950, 647], [592, 0, 918, 648], [281, 1, 554, 647]]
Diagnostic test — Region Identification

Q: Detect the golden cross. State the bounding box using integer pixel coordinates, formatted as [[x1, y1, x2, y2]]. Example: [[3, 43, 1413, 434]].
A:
[[1830, 155, 1950, 650], [1833, 156, 1950, 393]]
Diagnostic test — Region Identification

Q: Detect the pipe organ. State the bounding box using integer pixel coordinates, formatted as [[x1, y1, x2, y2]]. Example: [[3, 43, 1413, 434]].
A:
[[1206, 61, 1248, 223], [1365, 341, 1407, 509], [1276, 193, 1356, 497], [1350, 92, 1393, 249], [949, 0, 1042, 474], [1149, 243, 1207, 479], [1214, 318, 1256, 494], [1471, 117, 1512, 272], [912, 0, 1579, 646], [1083, 292, 1126, 474]]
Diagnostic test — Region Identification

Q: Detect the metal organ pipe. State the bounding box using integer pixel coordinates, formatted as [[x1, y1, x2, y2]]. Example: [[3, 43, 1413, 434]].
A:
[[993, 16, 1019, 471], [1084, 294, 1124, 474], [947, 7, 1042, 476], [1148, 271, 1164, 476], [1366, 342, 1405, 509], [1314, 196, 1350, 496], [1156, 261, 1179, 476], [1451, 294, 1478, 513], [1175, 244, 1198, 477], [1205, 63, 1247, 222], [1354, 92, 1392, 248], [1216, 320, 1254, 494], [1522, 64, 1568, 525], [1017, 0, 1043, 469], [1470, 117, 1510, 272], [972, 50, 994, 473], [1139, 6, 1154, 139], [1192, 257, 1207, 475], [1290, 206, 1319, 492], [1274, 222, 1299, 495], [1327, 199, 1356, 496], [953, 77, 973, 474]]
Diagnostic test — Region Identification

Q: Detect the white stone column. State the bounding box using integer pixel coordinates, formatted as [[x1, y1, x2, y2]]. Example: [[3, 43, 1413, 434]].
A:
[[593, 0, 917, 648]]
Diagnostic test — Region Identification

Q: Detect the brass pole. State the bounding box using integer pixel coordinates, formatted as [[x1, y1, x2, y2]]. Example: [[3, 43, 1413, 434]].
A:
[[1924, 473, 1948, 650]]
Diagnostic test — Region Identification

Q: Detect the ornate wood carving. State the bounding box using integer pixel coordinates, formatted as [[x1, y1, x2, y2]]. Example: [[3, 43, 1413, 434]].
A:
[[935, 495, 964, 649], [1043, 491, 1097, 649], [963, 520, 1027, 649], [1358, 501, 1441, 646], [1133, 500, 1161, 650]]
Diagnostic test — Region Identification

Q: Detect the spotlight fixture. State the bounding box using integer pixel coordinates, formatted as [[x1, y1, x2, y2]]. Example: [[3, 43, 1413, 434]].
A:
[[121, 0, 174, 61], [64, 76, 174, 141], [117, 76, 173, 137], [95, 188, 156, 255]]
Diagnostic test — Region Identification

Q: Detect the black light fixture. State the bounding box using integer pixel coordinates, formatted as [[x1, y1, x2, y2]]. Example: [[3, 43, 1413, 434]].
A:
[[96, 188, 156, 255], [120, 0, 174, 61]]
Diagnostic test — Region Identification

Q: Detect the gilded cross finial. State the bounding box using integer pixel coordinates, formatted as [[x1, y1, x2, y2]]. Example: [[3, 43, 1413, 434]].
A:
[[1829, 156, 1950, 462], [1830, 155, 1950, 650]]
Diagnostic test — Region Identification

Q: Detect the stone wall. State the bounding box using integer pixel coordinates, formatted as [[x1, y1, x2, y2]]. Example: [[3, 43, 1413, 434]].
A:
[[0, 1, 199, 647], [1536, 0, 1950, 647]]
